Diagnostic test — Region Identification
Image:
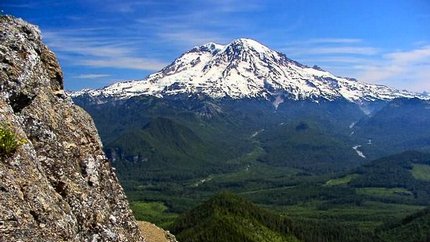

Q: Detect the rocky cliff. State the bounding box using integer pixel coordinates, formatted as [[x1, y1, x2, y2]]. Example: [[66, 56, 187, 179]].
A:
[[0, 16, 144, 241]]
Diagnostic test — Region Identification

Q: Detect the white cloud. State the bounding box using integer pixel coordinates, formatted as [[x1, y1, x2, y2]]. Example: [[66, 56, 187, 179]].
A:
[[302, 38, 363, 44], [135, 1, 262, 48], [358, 45, 430, 91], [204, 0, 263, 13], [385, 46, 430, 63], [75, 74, 111, 79], [1, 3, 36, 8], [298, 56, 372, 64], [282, 39, 379, 73], [137, 13, 230, 48], [80, 57, 166, 71], [97, 0, 160, 13], [284, 46, 379, 56], [157, 30, 229, 47], [43, 31, 167, 71], [283, 37, 430, 92]]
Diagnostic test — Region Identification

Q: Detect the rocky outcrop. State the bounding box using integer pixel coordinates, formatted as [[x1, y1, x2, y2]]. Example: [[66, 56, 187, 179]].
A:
[[137, 222, 178, 242], [0, 16, 144, 241]]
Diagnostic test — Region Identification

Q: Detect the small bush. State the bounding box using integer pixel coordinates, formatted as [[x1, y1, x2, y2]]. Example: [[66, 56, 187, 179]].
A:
[[0, 122, 26, 157]]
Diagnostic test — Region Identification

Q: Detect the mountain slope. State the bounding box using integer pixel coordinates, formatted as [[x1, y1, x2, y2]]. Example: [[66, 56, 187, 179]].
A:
[[170, 192, 300, 242], [72, 38, 422, 103], [326, 151, 430, 205], [109, 117, 206, 163], [106, 117, 230, 177], [170, 192, 377, 242], [353, 98, 430, 155], [258, 120, 360, 172], [377, 207, 430, 242]]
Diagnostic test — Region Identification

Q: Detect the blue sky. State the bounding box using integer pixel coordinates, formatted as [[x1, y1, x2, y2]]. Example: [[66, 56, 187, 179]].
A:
[[2, 0, 430, 92]]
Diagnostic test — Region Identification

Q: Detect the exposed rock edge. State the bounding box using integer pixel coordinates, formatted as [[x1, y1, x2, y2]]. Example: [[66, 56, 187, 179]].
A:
[[0, 16, 144, 242]]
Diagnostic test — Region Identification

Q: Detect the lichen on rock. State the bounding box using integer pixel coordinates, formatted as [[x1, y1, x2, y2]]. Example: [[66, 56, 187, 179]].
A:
[[0, 16, 144, 241]]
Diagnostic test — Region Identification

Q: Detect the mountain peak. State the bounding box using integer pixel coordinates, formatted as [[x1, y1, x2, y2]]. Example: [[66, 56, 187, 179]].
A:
[[228, 38, 269, 49], [219, 38, 277, 62], [73, 38, 424, 103], [192, 38, 271, 56], [194, 42, 225, 54]]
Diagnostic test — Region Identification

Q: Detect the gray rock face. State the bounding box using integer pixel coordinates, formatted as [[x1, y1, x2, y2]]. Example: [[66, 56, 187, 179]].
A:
[[0, 16, 144, 241]]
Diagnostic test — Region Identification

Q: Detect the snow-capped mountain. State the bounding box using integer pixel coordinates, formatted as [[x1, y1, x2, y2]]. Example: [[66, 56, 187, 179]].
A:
[[72, 38, 422, 102]]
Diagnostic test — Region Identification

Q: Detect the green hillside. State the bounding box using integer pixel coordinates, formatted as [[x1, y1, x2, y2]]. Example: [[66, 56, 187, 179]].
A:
[[170, 192, 430, 242], [109, 117, 210, 169], [377, 207, 430, 242], [258, 120, 359, 173], [347, 151, 430, 205], [354, 98, 430, 156], [171, 192, 299, 242], [170, 192, 376, 242]]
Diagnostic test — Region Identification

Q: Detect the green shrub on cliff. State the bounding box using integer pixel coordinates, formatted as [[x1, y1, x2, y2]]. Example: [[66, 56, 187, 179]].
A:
[[0, 122, 25, 156]]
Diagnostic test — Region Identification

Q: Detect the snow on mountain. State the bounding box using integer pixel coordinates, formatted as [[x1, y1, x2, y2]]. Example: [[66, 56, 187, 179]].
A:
[[72, 38, 422, 102]]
